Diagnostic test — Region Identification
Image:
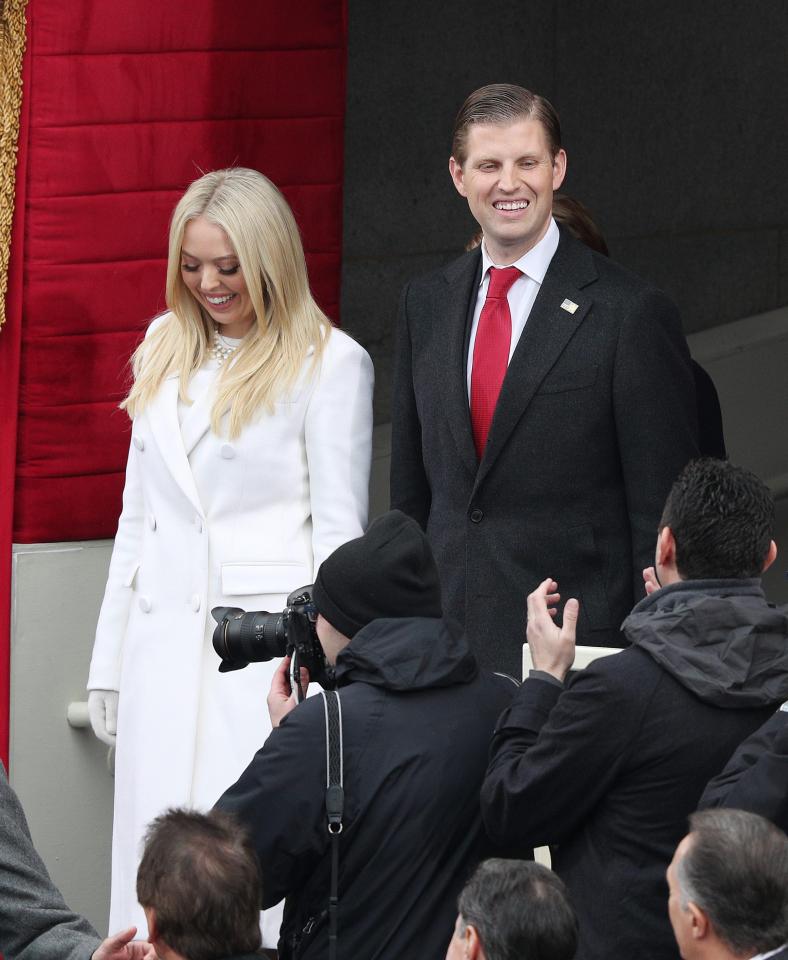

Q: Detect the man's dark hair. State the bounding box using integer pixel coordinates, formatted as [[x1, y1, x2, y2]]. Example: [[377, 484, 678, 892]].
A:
[[451, 84, 562, 165], [660, 458, 774, 580], [457, 859, 578, 960], [137, 808, 262, 960], [679, 809, 788, 955]]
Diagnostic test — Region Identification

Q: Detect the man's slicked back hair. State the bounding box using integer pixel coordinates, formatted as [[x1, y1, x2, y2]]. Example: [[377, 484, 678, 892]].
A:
[[451, 84, 562, 166], [660, 458, 774, 580], [458, 859, 578, 960], [137, 808, 262, 960], [678, 809, 788, 956]]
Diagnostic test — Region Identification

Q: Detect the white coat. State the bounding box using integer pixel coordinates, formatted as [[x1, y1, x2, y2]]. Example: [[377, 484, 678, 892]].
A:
[[88, 322, 373, 937]]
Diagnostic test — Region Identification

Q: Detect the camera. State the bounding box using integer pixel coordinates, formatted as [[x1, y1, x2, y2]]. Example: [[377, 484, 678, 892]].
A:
[[211, 585, 331, 695]]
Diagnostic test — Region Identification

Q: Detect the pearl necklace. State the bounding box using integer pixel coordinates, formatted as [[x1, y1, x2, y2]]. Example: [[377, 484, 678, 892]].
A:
[[210, 326, 239, 366]]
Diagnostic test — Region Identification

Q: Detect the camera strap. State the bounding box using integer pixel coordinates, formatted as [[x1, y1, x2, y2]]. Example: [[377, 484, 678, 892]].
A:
[[320, 689, 344, 960]]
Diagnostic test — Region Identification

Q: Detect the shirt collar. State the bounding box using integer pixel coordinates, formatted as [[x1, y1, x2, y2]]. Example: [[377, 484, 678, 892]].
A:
[[749, 944, 788, 960], [480, 217, 560, 286]]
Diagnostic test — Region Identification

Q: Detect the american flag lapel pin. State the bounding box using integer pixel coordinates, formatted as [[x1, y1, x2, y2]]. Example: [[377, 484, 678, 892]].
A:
[[560, 299, 579, 314]]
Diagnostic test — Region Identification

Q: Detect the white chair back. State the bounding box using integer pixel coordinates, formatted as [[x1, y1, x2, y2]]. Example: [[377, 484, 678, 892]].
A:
[[522, 642, 624, 679]]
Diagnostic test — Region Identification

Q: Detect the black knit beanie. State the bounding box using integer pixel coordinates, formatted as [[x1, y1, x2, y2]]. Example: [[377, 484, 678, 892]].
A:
[[312, 510, 442, 638]]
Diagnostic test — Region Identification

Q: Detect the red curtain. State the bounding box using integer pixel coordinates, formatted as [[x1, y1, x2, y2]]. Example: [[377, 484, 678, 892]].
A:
[[0, 9, 32, 768], [0, 0, 348, 765]]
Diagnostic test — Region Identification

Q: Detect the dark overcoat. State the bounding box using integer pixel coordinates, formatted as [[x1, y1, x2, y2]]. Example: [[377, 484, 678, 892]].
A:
[[700, 708, 788, 832]]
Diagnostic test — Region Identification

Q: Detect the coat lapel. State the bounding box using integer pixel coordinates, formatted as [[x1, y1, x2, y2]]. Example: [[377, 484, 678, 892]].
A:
[[474, 235, 598, 491], [179, 377, 216, 456], [439, 250, 482, 478], [146, 377, 205, 515]]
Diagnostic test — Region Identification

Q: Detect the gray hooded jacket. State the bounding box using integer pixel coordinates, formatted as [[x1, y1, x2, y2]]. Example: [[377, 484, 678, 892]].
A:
[[623, 578, 788, 707]]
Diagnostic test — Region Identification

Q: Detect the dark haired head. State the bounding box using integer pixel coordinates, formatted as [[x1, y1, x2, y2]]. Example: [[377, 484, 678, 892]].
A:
[[137, 808, 262, 960], [451, 84, 561, 166], [552, 194, 609, 256], [660, 458, 774, 580], [677, 809, 788, 955], [454, 859, 578, 960]]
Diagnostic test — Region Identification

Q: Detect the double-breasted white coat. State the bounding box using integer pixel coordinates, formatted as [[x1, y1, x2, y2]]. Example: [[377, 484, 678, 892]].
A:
[[88, 320, 373, 937]]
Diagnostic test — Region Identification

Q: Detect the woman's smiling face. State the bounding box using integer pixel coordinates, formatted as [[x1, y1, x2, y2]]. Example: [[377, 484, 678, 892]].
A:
[[181, 216, 256, 338]]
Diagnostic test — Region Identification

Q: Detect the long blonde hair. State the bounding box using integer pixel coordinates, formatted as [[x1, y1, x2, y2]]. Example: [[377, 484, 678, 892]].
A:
[[122, 168, 331, 437]]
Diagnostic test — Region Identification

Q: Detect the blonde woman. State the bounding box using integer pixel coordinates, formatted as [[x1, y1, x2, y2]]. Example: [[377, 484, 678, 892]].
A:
[[87, 168, 373, 941]]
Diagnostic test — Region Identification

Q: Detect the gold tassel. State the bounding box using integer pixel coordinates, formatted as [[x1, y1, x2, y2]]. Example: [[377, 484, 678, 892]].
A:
[[0, 0, 29, 330]]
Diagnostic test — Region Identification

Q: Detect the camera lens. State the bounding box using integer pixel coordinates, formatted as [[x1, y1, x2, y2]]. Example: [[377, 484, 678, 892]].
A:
[[211, 608, 288, 669]]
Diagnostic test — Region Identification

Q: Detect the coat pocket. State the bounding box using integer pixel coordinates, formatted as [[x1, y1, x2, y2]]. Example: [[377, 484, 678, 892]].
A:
[[537, 364, 598, 395], [220, 561, 312, 597]]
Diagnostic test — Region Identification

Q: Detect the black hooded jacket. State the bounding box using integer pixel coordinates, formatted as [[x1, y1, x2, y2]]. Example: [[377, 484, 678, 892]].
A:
[[217, 617, 515, 960], [482, 579, 788, 960], [699, 706, 788, 832]]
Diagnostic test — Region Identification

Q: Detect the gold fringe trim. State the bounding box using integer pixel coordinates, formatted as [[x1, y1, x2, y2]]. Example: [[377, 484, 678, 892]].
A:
[[0, 0, 29, 330]]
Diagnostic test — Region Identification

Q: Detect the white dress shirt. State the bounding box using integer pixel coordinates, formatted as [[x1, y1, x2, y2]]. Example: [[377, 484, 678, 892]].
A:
[[467, 217, 560, 398]]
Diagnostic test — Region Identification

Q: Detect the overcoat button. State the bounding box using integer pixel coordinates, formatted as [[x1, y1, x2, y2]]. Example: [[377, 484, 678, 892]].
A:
[[138, 596, 152, 613], [147, 514, 157, 531], [194, 516, 204, 533], [132, 436, 145, 451], [191, 594, 201, 612], [220, 444, 236, 460], [470, 508, 484, 523]]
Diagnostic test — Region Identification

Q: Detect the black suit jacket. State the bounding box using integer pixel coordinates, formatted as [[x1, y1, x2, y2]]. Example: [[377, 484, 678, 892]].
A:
[[390, 229, 699, 675]]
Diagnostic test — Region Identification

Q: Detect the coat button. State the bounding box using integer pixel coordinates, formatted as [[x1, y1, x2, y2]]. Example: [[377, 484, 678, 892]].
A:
[[194, 516, 204, 533], [147, 514, 157, 531], [132, 436, 145, 451], [220, 443, 236, 460], [138, 596, 152, 613], [191, 594, 201, 612], [470, 508, 484, 523]]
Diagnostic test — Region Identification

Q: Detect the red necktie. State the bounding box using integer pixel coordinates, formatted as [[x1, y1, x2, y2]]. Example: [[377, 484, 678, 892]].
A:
[[470, 266, 522, 459]]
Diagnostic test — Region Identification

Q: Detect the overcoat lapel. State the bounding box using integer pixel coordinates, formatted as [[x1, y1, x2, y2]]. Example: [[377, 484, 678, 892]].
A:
[[146, 377, 205, 515], [474, 237, 598, 492], [179, 378, 216, 456], [438, 251, 482, 478]]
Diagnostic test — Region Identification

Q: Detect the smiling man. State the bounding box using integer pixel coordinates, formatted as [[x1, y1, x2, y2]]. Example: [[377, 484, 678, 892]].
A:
[[390, 83, 700, 674]]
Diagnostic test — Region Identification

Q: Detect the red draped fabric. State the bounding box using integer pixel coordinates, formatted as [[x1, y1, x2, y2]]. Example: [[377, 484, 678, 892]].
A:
[[0, 0, 348, 765]]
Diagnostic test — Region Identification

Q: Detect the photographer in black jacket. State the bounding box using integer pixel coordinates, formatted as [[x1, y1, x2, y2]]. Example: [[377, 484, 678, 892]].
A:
[[217, 510, 515, 960]]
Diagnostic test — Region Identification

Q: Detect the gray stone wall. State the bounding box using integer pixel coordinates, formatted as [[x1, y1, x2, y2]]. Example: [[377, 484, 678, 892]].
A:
[[340, 1, 788, 423]]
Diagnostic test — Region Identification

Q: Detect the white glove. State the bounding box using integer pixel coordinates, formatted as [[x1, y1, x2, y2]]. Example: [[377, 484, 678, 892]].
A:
[[88, 689, 119, 747]]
